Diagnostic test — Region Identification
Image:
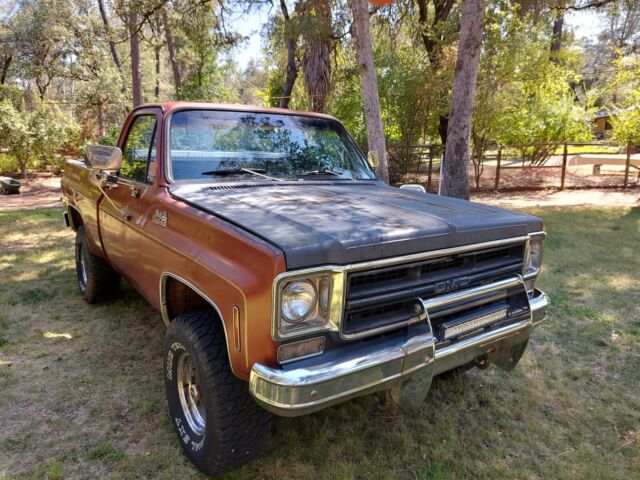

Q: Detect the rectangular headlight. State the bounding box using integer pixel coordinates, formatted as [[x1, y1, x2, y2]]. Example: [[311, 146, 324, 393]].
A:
[[272, 271, 344, 340]]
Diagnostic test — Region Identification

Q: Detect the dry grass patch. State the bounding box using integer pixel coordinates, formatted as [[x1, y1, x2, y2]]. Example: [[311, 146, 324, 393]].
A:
[[0, 207, 639, 479]]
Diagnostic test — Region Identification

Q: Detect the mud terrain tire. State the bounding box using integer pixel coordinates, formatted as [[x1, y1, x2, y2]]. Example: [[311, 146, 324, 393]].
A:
[[164, 310, 272, 475]]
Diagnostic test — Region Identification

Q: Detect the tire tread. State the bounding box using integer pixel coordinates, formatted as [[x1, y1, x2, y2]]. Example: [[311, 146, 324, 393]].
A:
[[167, 310, 271, 475]]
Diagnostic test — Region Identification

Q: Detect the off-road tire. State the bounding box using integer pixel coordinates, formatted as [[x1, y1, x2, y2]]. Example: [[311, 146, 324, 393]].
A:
[[74, 225, 120, 303], [164, 311, 272, 475]]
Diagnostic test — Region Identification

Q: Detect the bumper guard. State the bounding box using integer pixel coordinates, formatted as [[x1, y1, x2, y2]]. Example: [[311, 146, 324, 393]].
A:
[[250, 285, 549, 416]]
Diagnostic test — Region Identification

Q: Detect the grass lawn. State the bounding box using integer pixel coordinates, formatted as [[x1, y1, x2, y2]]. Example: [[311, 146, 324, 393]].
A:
[[0, 207, 639, 479]]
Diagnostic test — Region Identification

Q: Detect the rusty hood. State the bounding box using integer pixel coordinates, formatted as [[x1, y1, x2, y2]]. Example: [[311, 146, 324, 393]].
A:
[[169, 181, 543, 269]]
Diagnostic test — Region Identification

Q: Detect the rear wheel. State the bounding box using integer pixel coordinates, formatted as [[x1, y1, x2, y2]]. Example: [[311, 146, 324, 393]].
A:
[[74, 226, 120, 303], [164, 310, 271, 475]]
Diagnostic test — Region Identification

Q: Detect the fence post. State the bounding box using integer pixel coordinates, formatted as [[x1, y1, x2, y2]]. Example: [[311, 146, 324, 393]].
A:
[[494, 145, 502, 191], [623, 141, 632, 188], [560, 142, 568, 190], [427, 145, 434, 192]]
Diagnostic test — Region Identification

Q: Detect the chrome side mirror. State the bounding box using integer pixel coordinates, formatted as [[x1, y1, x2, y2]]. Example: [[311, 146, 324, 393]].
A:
[[367, 150, 380, 170], [399, 184, 426, 193], [84, 145, 123, 172]]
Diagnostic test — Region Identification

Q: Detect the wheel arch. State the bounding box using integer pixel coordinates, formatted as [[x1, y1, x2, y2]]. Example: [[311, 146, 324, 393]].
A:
[[160, 272, 239, 375], [67, 205, 83, 231]]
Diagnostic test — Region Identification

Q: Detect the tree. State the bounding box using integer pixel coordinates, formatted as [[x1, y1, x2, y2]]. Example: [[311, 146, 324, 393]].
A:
[[414, 0, 457, 145], [161, 5, 182, 98], [299, 0, 333, 112], [97, 0, 124, 79], [0, 101, 80, 179], [440, 0, 484, 200], [279, 0, 299, 108], [350, 0, 388, 183], [610, 55, 640, 145], [10, 0, 75, 99], [129, 8, 142, 106]]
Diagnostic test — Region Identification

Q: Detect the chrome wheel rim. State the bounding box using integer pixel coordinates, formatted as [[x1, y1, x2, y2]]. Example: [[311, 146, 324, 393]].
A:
[[176, 351, 206, 436]]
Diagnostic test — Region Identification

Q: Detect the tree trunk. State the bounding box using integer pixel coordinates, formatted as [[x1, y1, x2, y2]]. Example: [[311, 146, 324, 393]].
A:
[[97, 0, 124, 76], [279, 0, 298, 109], [440, 0, 484, 200], [98, 100, 106, 138], [550, 9, 564, 61], [0, 55, 11, 84], [351, 0, 389, 183], [416, 0, 455, 66], [129, 10, 142, 107], [20, 157, 27, 181], [155, 44, 161, 100], [438, 114, 448, 147], [300, 0, 332, 113], [162, 7, 181, 98]]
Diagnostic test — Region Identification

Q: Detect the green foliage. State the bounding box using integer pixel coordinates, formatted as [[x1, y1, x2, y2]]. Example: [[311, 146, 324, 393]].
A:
[[0, 153, 19, 174], [611, 107, 640, 144], [610, 55, 640, 144], [472, 6, 591, 164], [0, 101, 81, 176], [174, 1, 241, 101], [0, 85, 24, 109], [99, 124, 122, 147]]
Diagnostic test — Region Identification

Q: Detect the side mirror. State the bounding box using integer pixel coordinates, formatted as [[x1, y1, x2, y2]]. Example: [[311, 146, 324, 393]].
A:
[[84, 145, 123, 172], [367, 150, 380, 170], [399, 184, 427, 193]]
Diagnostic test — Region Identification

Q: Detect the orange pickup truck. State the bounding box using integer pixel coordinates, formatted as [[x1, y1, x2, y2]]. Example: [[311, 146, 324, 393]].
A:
[[61, 102, 549, 475]]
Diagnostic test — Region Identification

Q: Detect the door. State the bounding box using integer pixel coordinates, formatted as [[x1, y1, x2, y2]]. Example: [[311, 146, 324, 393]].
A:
[[98, 109, 162, 299]]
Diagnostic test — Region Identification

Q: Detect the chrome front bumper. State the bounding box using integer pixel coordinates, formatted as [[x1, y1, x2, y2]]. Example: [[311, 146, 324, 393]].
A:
[[250, 288, 549, 417]]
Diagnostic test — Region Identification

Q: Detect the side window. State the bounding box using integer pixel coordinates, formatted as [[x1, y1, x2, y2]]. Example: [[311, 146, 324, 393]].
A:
[[121, 115, 158, 183]]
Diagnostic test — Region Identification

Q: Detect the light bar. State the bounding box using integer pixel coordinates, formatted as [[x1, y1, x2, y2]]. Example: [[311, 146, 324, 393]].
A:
[[441, 308, 508, 340]]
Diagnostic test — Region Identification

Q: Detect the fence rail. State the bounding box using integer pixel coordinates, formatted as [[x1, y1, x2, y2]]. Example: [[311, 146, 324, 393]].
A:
[[388, 141, 638, 192]]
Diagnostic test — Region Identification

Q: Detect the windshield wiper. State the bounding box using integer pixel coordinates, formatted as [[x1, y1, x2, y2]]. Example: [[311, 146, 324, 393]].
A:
[[201, 167, 283, 182], [297, 169, 342, 177]]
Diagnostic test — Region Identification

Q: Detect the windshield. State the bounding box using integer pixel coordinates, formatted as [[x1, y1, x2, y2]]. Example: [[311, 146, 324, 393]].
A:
[[168, 110, 375, 181]]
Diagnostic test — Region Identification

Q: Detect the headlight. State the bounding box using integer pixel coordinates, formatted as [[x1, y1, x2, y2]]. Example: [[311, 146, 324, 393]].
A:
[[281, 281, 317, 323], [274, 274, 336, 339], [523, 233, 545, 291]]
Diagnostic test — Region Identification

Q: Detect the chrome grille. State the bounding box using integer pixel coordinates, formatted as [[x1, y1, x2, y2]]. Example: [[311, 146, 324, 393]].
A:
[[342, 243, 526, 339]]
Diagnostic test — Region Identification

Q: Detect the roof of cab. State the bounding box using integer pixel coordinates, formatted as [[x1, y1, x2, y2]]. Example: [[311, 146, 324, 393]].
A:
[[132, 101, 339, 122]]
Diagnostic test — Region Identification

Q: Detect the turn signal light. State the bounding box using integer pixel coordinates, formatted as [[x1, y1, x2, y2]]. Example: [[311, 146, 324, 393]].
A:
[[277, 336, 326, 365]]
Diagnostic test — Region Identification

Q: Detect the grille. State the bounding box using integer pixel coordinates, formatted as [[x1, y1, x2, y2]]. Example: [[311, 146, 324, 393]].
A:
[[342, 243, 526, 338]]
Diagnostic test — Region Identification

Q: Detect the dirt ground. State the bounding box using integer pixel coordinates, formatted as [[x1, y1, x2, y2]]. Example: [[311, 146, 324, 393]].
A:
[[474, 188, 640, 209], [0, 177, 63, 211], [1, 177, 638, 213]]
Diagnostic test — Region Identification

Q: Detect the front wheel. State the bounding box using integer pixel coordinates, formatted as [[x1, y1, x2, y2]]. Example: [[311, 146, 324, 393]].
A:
[[164, 310, 271, 475]]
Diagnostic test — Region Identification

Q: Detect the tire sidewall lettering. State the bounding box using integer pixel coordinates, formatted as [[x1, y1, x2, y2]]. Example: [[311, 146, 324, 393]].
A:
[[166, 338, 205, 454]]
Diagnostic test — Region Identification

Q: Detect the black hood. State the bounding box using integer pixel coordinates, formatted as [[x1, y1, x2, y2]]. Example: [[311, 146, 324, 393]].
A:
[[169, 181, 542, 269]]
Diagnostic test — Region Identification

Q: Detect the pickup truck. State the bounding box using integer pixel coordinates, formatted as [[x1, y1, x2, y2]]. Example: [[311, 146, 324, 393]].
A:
[[61, 102, 549, 475]]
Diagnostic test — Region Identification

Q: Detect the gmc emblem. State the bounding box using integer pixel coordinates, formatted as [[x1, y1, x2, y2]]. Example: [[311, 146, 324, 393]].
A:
[[434, 277, 470, 294]]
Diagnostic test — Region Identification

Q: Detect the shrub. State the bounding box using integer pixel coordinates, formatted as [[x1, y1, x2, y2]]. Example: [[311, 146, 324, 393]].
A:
[[0, 153, 20, 174]]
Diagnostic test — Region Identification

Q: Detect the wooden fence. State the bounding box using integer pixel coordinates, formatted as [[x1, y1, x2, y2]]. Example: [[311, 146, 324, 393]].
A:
[[387, 141, 638, 192]]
